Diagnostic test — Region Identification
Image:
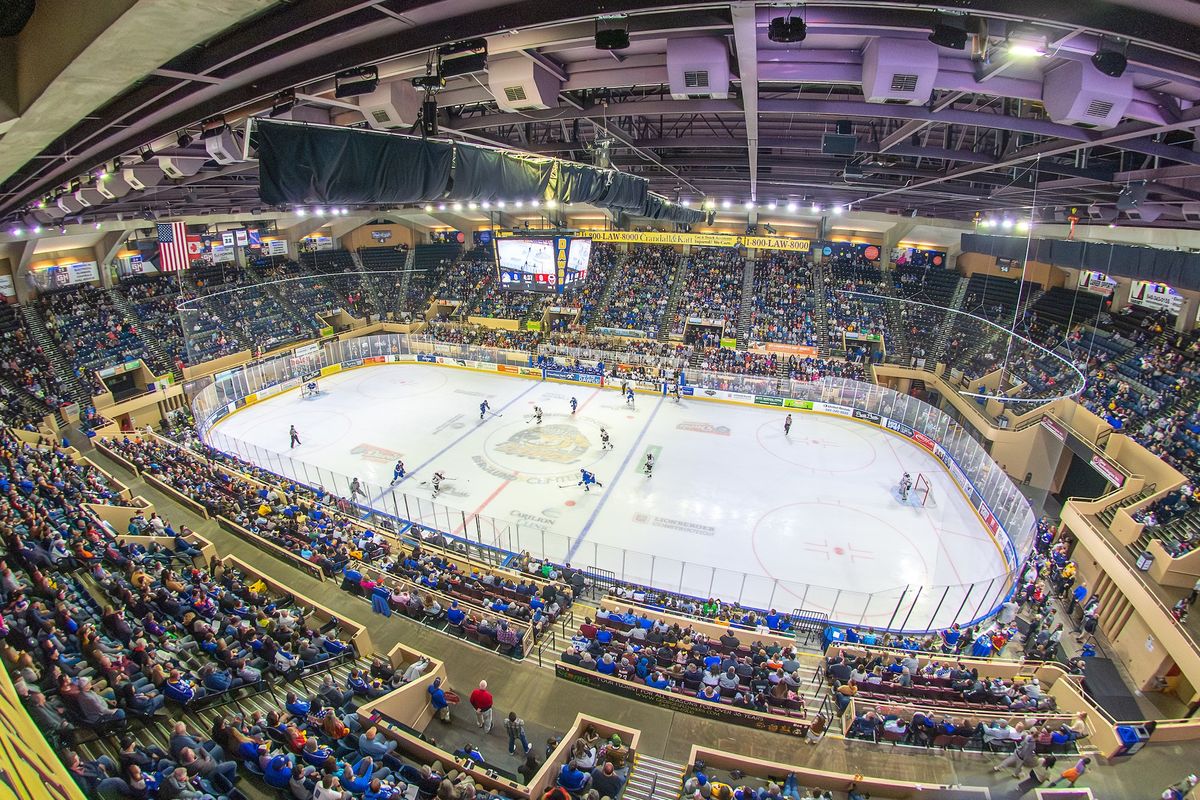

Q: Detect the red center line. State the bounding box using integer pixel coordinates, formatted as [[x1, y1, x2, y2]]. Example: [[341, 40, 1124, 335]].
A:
[[454, 479, 512, 536]]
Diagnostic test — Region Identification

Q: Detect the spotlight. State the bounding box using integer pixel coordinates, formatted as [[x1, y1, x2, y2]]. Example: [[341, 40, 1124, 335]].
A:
[[680, 199, 691, 207], [703, 199, 716, 210], [468, 202, 477, 210], [743, 201, 755, 210], [296, 208, 306, 216], [438, 203, 447, 211], [496, 200, 506, 208], [94, 221, 102, 230], [10, 227, 20, 236], [546, 199, 558, 209], [767, 201, 777, 210], [811, 203, 820, 212], [1001, 217, 1014, 229], [1016, 220, 1030, 232], [334, 67, 379, 99], [928, 23, 968, 50], [424, 204, 434, 212], [832, 205, 843, 215], [721, 200, 731, 209], [786, 202, 797, 212], [176, 131, 194, 148], [340, 207, 349, 215], [1092, 48, 1127, 78], [481, 201, 491, 209], [32, 225, 41, 234], [531, 199, 540, 208], [768, 15, 807, 44], [315, 207, 326, 215], [269, 89, 297, 117], [514, 200, 524, 208], [1005, 34, 1047, 58]]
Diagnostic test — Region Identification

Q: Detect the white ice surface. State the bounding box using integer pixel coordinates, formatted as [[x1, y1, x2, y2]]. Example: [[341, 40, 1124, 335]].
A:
[[208, 365, 1009, 628]]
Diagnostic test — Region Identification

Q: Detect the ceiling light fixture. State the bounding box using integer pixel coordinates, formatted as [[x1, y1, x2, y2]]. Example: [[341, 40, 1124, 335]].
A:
[[1092, 38, 1128, 77], [786, 202, 797, 212]]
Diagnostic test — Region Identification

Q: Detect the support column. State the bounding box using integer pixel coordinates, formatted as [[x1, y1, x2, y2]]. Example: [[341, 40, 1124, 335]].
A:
[[882, 221, 916, 272], [1173, 293, 1198, 334]]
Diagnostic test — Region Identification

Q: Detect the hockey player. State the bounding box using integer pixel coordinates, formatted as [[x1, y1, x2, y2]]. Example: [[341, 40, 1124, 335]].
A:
[[570, 397, 578, 415], [599, 428, 612, 450], [431, 471, 446, 499], [392, 459, 406, 483], [479, 400, 491, 420], [670, 384, 681, 403], [532, 406, 544, 425], [578, 469, 603, 492], [784, 414, 792, 437], [349, 477, 366, 502], [289, 425, 301, 448], [899, 472, 912, 502], [643, 452, 654, 478], [620, 379, 630, 397], [625, 387, 635, 407]]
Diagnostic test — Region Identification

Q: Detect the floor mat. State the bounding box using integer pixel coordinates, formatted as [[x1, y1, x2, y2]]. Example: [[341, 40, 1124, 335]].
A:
[[1081, 656, 1145, 722]]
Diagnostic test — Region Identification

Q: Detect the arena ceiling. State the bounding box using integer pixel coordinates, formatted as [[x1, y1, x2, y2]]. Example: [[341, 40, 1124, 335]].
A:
[[4, 0, 1200, 232]]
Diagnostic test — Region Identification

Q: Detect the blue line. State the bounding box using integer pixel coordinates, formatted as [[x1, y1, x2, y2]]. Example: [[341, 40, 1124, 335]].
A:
[[567, 396, 664, 561], [365, 379, 542, 507]]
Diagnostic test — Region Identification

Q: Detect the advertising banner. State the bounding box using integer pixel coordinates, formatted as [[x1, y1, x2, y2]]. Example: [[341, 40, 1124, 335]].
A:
[[852, 409, 881, 424], [818, 403, 854, 417], [913, 431, 936, 451], [754, 395, 784, 407], [1040, 416, 1067, 442], [583, 229, 810, 252], [1089, 454, 1127, 487]]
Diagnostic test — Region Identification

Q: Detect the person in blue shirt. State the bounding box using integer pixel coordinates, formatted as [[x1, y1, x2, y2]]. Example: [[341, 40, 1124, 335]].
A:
[[860, 629, 878, 646], [941, 624, 962, 653], [428, 677, 450, 722], [301, 739, 333, 768], [764, 609, 781, 629], [596, 654, 617, 675], [285, 692, 310, 718], [1070, 582, 1088, 613], [578, 469, 601, 492], [645, 672, 670, 690], [263, 752, 293, 789], [163, 670, 202, 705], [446, 601, 466, 627], [844, 627, 860, 644], [595, 627, 613, 645], [342, 757, 377, 794], [696, 686, 722, 702], [558, 763, 590, 792]]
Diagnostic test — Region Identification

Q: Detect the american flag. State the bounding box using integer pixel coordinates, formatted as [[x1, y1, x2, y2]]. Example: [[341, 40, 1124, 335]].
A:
[[157, 221, 191, 272]]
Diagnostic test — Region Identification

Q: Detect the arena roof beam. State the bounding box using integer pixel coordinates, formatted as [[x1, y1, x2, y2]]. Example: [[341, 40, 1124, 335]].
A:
[[730, 5, 760, 202], [0, 0, 276, 186]]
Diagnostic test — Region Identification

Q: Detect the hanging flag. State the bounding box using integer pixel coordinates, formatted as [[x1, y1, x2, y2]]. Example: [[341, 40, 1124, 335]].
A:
[[234, 228, 248, 246], [186, 236, 204, 258], [156, 222, 191, 272]]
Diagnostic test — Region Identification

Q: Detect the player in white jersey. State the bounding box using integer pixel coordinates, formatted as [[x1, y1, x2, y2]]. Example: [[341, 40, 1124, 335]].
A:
[[599, 428, 612, 450], [898, 472, 912, 502], [643, 452, 654, 478], [532, 406, 543, 425]]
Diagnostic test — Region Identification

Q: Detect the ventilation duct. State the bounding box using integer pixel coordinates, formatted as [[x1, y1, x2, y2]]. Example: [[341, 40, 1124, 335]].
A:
[[667, 37, 730, 100], [57, 195, 84, 214], [74, 187, 106, 207], [487, 57, 561, 112], [861, 38, 938, 105], [158, 156, 204, 179], [205, 128, 244, 164], [96, 174, 133, 200], [358, 81, 422, 130], [123, 165, 164, 190], [1042, 59, 1132, 130]]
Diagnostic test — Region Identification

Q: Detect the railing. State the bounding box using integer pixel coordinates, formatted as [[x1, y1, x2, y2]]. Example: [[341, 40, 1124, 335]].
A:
[[187, 332, 1035, 633]]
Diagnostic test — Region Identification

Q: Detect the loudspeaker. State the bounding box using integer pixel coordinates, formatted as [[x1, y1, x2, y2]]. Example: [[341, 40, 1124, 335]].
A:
[[421, 99, 439, 137], [204, 128, 243, 164]]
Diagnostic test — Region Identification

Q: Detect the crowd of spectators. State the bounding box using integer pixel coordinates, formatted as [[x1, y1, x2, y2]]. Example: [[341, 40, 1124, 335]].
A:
[[0, 302, 71, 423], [597, 246, 680, 337], [40, 286, 155, 395], [118, 276, 191, 369], [747, 252, 817, 346], [672, 248, 744, 333], [426, 321, 542, 352]]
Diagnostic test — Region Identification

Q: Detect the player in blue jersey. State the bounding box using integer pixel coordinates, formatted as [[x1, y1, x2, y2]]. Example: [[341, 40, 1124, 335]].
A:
[[392, 459, 406, 483], [480, 400, 491, 419], [578, 469, 603, 492], [570, 397, 578, 415]]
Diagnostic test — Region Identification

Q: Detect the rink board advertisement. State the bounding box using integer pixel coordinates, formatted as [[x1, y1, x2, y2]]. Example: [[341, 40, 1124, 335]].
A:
[[555, 663, 809, 736]]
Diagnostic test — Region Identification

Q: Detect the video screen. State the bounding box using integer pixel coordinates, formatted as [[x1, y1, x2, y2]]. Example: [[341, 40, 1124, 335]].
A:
[[564, 238, 591, 288], [496, 238, 557, 292]]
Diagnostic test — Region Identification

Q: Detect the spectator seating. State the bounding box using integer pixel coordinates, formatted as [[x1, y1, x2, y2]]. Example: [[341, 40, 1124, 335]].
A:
[[0, 302, 70, 423], [39, 286, 156, 394], [672, 247, 744, 333], [747, 251, 817, 346], [597, 246, 680, 337]]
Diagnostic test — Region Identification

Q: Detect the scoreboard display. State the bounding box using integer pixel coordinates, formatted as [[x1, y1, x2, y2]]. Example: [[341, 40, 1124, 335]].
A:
[[496, 236, 591, 293]]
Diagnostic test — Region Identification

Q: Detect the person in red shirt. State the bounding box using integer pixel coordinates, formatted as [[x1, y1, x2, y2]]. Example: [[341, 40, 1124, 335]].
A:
[[469, 680, 494, 733]]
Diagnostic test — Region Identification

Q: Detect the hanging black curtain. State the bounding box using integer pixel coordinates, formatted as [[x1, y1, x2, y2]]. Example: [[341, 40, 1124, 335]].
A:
[[960, 233, 1200, 291], [446, 144, 554, 201], [257, 121, 452, 205], [597, 170, 649, 209]]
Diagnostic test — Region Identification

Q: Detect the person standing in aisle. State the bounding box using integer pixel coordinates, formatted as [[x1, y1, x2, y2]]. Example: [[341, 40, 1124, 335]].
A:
[[505, 712, 532, 756], [469, 680, 494, 733]]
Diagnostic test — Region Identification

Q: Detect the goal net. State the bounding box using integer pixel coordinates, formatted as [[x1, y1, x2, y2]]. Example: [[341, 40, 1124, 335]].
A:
[[913, 472, 935, 507], [300, 380, 321, 398]]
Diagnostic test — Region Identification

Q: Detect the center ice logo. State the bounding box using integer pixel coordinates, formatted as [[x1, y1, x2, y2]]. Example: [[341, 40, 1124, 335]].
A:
[[494, 423, 589, 464]]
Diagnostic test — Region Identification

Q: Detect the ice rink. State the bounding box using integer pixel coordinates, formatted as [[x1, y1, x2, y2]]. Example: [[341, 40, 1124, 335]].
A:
[[208, 364, 1011, 628]]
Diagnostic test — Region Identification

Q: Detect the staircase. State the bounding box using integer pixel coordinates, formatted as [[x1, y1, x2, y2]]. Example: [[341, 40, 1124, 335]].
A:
[[107, 288, 178, 380], [657, 251, 690, 342], [397, 247, 416, 303], [350, 251, 387, 320], [811, 257, 832, 356], [735, 258, 756, 348], [19, 305, 89, 404], [585, 250, 628, 332], [882, 297, 911, 362], [1015, 286, 1045, 334], [624, 754, 686, 800], [929, 277, 969, 365]]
